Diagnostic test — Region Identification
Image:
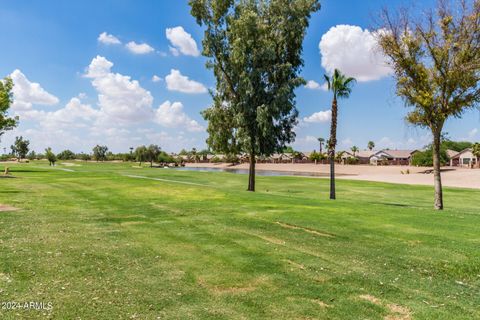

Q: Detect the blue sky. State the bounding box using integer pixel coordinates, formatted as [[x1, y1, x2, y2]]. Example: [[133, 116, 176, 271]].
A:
[[0, 0, 478, 153]]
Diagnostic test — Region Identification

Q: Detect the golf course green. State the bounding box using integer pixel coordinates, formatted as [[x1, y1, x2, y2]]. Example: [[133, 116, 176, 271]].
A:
[[0, 162, 478, 319]]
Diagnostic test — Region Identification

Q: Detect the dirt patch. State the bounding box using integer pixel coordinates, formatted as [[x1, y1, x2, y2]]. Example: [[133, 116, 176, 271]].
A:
[[311, 299, 331, 308], [61, 162, 81, 167], [276, 221, 334, 238], [120, 221, 147, 226], [359, 295, 411, 320], [257, 234, 285, 245], [0, 205, 19, 212], [359, 294, 382, 305], [385, 304, 411, 320], [285, 259, 306, 270], [198, 276, 268, 295]]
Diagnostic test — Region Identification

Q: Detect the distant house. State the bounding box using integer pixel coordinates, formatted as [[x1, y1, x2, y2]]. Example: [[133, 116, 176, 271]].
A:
[[370, 150, 417, 165], [340, 150, 375, 164], [355, 150, 375, 164], [449, 148, 477, 167], [446, 149, 458, 160]]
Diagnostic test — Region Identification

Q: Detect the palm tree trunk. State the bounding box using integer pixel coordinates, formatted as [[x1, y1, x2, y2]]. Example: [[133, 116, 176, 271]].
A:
[[248, 151, 255, 192], [432, 128, 443, 210], [329, 97, 338, 200]]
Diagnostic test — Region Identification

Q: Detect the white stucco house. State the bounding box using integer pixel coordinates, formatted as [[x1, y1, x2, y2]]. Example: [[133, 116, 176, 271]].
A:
[[449, 148, 477, 167]]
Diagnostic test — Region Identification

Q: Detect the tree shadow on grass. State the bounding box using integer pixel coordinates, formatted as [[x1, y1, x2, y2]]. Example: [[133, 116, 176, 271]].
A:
[[371, 202, 411, 208]]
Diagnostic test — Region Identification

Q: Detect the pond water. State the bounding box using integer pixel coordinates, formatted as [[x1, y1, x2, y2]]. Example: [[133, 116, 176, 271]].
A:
[[172, 166, 338, 177]]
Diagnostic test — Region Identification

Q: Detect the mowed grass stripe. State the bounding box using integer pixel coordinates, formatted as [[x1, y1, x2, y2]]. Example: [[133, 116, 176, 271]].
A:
[[0, 161, 479, 319]]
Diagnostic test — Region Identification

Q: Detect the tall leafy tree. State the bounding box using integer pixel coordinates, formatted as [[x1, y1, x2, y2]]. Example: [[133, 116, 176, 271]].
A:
[[45, 148, 56, 166], [147, 144, 161, 167], [377, 0, 480, 210], [92, 145, 108, 162], [368, 141, 375, 151], [135, 145, 148, 166], [0, 77, 19, 140], [11, 136, 30, 160], [57, 150, 76, 160], [190, 0, 320, 191], [324, 69, 356, 200]]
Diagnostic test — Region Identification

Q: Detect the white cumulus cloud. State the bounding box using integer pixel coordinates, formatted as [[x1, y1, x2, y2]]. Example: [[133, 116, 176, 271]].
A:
[[319, 25, 391, 82], [125, 41, 154, 54], [303, 110, 332, 123], [166, 26, 200, 57], [304, 80, 328, 91], [98, 32, 121, 45], [10, 69, 59, 111], [152, 75, 162, 83], [165, 69, 207, 94], [85, 56, 154, 122], [155, 101, 204, 132]]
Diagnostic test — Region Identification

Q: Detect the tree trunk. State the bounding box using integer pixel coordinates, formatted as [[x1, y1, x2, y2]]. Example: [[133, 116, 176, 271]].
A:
[[432, 129, 443, 210], [150, 160, 153, 167], [328, 97, 338, 200], [247, 151, 255, 192]]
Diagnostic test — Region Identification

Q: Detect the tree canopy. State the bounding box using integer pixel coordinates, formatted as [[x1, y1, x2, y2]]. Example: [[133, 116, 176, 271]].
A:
[[11, 136, 30, 160], [0, 77, 19, 139], [92, 145, 108, 161], [377, 0, 480, 209], [190, 0, 320, 191]]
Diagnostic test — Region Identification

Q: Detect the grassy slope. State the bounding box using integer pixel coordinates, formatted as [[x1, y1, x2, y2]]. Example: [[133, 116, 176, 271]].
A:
[[0, 161, 479, 319]]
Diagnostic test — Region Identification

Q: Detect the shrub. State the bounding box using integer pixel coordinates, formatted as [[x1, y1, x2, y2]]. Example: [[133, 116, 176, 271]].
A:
[[345, 157, 359, 165], [225, 154, 239, 164], [411, 148, 448, 166], [211, 156, 222, 163]]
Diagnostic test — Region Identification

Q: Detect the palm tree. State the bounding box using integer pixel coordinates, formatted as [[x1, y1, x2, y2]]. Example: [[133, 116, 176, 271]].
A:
[[351, 146, 359, 157], [367, 141, 375, 151], [324, 69, 356, 200], [318, 137, 325, 155]]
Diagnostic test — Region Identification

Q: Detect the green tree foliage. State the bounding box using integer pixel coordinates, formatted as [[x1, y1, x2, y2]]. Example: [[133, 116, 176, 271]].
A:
[[76, 153, 91, 161], [317, 137, 325, 154], [135, 145, 148, 166], [377, 1, 480, 209], [324, 69, 356, 199], [45, 147, 56, 166], [57, 149, 75, 160], [27, 151, 37, 161], [0, 77, 19, 139], [92, 145, 108, 161], [442, 140, 472, 152], [368, 141, 375, 151], [309, 150, 326, 163], [282, 146, 296, 154], [157, 151, 176, 164], [350, 146, 359, 157], [190, 0, 320, 191], [146, 144, 161, 167], [412, 148, 449, 167], [11, 136, 30, 160]]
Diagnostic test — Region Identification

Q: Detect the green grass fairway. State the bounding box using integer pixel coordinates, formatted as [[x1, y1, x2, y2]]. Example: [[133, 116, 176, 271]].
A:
[[0, 162, 479, 319]]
